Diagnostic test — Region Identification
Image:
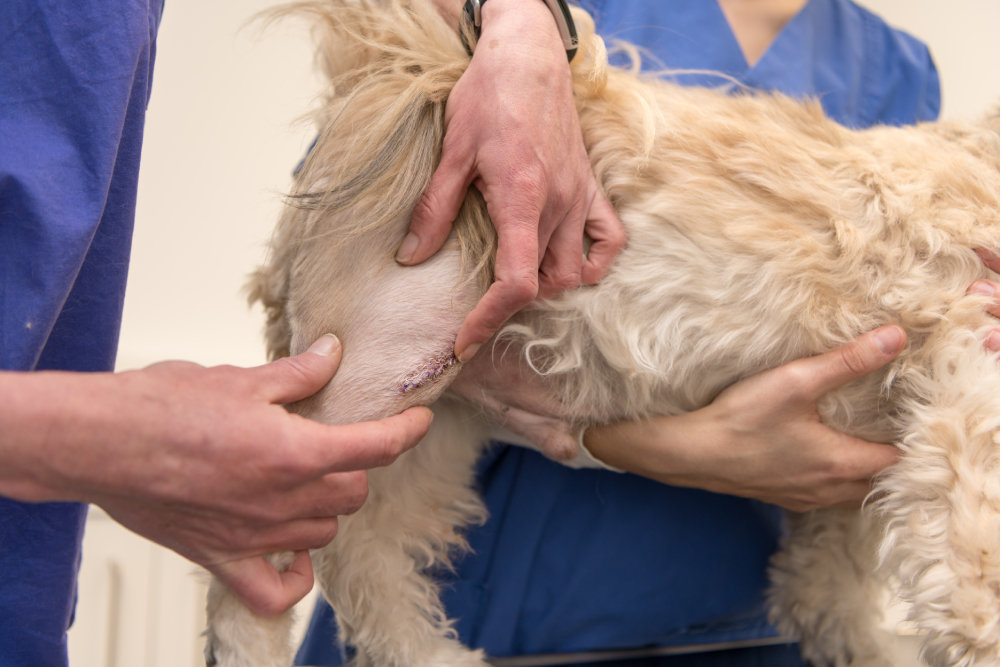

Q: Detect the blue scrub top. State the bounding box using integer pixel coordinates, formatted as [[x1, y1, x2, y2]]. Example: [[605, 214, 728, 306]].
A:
[[296, 0, 939, 663], [0, 1, 162, 665]]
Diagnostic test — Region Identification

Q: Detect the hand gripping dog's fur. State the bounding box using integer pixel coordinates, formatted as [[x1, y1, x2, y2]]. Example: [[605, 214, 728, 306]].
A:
[[203, 1, 1000, 666]]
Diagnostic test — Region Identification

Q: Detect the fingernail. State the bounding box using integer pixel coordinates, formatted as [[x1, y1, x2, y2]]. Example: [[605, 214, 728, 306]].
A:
[[396, 232, 419, 263], [970, 280, 996, 297], [307, 334, 340, 357], [873, 326, 904, 355], [457, 342, 482, 363]]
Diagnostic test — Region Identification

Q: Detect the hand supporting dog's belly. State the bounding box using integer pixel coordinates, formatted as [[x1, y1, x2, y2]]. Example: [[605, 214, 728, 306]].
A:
[[450, 250, 1000, 512], [449, 324, 904, 510], [584, 326, 906, 512]]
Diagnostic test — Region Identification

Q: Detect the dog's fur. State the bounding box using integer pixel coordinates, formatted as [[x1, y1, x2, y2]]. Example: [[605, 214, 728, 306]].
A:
[[204, 1, 1000, 666]]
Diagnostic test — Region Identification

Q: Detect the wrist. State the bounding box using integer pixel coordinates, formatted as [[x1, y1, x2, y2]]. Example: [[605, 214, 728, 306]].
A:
[[584, 414, 705, 483], [471, 0, 576, 60], [481, 0, 559, 38], [0, 371, 80, 501]]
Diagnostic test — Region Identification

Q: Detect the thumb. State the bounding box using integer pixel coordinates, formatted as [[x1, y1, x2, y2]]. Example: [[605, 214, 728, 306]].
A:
[[253, 334, 343, 404], [803, 325, 906, 399], [397, 141, 475, 266], [213, 550, 314, 618]]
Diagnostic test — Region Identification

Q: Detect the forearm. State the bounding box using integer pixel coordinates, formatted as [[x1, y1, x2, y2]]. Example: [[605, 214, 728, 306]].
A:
[[0, 370, 109, 502]]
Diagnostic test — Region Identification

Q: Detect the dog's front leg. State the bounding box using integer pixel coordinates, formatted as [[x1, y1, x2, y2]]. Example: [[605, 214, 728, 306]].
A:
[[310, 398, 492, 667]]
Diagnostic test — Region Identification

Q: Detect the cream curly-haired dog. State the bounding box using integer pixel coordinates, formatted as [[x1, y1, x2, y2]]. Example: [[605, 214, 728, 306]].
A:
[[203, 1, 1000, 666]]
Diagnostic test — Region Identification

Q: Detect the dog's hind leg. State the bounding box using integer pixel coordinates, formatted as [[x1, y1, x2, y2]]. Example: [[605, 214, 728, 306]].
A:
[[875, 330, 1000, 667], [768, 509, 896, 667], [203, 551, 299, 667], [310, 398, 492, 667]]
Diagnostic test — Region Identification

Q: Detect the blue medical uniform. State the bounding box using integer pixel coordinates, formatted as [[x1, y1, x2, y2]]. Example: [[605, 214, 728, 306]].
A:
[[0, 1, 162, 665], [297, 0, 940, 664]]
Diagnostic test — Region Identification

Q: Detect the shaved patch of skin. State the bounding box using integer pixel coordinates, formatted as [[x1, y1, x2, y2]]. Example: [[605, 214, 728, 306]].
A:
[[391, 352, 459, 394]]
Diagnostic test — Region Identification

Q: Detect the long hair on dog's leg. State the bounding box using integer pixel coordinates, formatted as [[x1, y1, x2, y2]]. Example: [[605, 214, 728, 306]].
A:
[[310, 398, 492, 667], [768, 509, 896, 667], [204, 551, 299, 667]]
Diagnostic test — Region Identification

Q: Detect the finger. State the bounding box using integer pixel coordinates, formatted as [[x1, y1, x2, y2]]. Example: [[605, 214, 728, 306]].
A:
[[537, 210, 584, 300], [231, 516, 342, 553], [829, 433, 901, 482], [213, 550, 314, 617], [797, 325, 906, 399], [273, 471, 368, 519], [251, 334, 343, 404], [580, 193, 626, 285], [988, 330, 1000, 352], [782, 480, 874, 512], [976, 248, 1000, 274], [968, 280, 1000, 318], [398, 133, 476, 265], [304, 406, 434, 473], [454, 221, 540, 361], [454, 280, 536, 362]]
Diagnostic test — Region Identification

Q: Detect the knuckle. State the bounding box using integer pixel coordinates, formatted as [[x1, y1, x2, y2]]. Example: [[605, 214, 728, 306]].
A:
[[307, 518, 339, 548], [252, 500, 290, 525], [551, 267, 582, 291], [546, 185, 574, 217], [282, 355, 321, 382], [219, 524, 256, 552], [504, 174, 548, 213], [506, 274, 540, 306], [255, 595, 291, 619], [837, 342, 872, 377], [372, 425, 410, 466], [412, 190, 449, 229], [777, 363, 815, 400], [608, 224, 628, 250], [338, 471, 369, 515]]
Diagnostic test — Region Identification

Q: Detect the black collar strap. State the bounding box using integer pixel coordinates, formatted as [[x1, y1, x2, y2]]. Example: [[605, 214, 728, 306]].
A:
[[462, 0, 579, 62]]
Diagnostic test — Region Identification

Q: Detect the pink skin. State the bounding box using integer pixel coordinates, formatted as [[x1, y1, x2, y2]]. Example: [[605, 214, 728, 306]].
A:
[[971, 248, 1000, 351]]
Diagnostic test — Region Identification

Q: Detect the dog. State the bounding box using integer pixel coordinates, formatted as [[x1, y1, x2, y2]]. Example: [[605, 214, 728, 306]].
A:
[[202, 1, 1000, 666]]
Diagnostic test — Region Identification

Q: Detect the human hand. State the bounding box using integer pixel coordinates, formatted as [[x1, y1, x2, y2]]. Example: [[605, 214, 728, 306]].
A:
[[396, 0, 625, 363], [1, 335, 432, 616], [584, 326, 907, 512], [971, 248, 1000, 350]]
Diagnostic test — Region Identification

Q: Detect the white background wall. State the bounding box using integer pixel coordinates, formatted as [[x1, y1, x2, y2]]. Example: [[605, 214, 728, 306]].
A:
[[68, 1, 1000, 665]]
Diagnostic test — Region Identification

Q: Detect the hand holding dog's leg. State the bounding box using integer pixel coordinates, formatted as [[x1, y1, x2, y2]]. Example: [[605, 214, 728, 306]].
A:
[[0, 334, 433, 617], [396, 0, 626, 363], [584, 326, 907, 511]]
